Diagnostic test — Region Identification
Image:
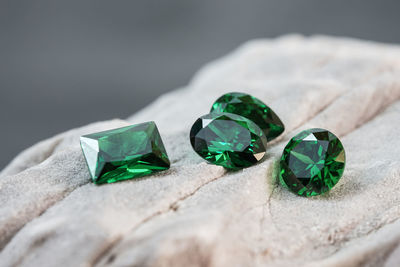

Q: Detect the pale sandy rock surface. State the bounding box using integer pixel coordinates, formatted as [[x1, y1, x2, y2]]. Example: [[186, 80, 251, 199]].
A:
[[1, 35, 400, 267]]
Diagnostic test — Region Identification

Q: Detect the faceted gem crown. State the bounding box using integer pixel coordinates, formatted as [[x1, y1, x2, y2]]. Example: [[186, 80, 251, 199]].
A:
[[80, 122, 170, 184], [279, 128, 346, 197], [190, 112, 268, 170], [210, 92, 285, 141]]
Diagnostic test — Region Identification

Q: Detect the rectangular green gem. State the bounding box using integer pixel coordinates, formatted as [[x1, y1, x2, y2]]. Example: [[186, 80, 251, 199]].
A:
[[80, 121, 170, 184]]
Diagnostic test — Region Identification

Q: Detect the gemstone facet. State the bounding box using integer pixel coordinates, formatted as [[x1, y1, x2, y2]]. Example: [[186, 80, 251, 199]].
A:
[[190, 112, 268, 170], [279, 128, 345, 197], [80, 122, 170, 184], [210, 92, 284, 141]]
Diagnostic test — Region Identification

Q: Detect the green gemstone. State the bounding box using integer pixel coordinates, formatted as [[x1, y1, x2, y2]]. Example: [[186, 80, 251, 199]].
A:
[[80, 122, 170, 184], [279, 128, 346, 197], [210, 92, 284, 141], [190, 112, 268, 170]]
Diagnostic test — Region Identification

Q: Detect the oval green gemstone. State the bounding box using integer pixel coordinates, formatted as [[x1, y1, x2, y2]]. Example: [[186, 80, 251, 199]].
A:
[[190, 113, 268, 170], [210, 92, 284, 141], [279, 128, 346, 197]]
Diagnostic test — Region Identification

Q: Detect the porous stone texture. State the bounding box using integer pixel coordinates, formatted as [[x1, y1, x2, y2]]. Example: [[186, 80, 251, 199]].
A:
[[1, 35, 400, 267]]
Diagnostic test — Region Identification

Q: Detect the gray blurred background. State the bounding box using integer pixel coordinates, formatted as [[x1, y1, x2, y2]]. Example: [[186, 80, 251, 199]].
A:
[[1, 0, 400, 169]]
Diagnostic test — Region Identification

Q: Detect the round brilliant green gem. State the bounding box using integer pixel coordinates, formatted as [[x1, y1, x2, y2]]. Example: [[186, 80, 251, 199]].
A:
[[279, 128, 345, 197]]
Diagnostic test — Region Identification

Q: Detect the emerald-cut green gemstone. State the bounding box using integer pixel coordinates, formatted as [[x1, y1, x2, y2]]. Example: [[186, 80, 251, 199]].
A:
[[279, 128, 346, 197], [190, 112, 268, 170], [210, 92, 284, 141], [80, 122, 170, 184]]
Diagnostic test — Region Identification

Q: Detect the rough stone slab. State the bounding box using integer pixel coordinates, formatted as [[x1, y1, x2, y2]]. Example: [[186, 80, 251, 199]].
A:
[[1, 35, 400, 267]]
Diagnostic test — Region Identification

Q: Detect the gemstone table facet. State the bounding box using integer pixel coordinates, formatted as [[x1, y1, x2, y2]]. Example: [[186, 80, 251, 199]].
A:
[[190, 112, 268, 170], [210, 92, 285, 141], [80, 122, 170, 184], [279, 128, 346, 197]]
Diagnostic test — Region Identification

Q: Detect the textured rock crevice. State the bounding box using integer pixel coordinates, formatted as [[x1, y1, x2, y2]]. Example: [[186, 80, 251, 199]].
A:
[[91, 169, 228, 266], [1, 35, 400, 267]]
